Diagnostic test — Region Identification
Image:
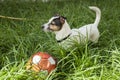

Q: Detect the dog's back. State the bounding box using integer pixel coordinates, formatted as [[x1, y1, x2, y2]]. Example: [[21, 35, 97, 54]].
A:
[[73, 6, 101, 43]]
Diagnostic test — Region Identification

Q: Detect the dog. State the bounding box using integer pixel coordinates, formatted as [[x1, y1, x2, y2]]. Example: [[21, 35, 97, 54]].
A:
[[42, 6, 101, 49]]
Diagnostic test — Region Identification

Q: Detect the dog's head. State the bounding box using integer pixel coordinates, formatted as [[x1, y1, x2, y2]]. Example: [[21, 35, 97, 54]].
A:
[[42, 15, 66, 32]]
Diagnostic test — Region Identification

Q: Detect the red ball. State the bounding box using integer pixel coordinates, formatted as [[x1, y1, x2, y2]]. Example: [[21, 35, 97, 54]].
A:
[[26, 52, 57, 74]]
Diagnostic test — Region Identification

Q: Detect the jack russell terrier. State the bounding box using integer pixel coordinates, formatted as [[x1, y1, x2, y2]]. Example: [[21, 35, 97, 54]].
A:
[[42, 6, 101, 49]]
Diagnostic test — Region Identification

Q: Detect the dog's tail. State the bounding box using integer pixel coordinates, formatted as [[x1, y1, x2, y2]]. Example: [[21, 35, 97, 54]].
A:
[[89, 6, 101, 26]]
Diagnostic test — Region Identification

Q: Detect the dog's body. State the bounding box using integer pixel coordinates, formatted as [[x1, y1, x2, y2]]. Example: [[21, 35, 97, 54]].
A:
[[42, 6, 101, 48]]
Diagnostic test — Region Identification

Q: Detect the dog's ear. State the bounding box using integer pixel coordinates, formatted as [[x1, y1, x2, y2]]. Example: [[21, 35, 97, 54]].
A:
[[60, 16, 66, 24], [61, 16, 67, 20], [54, 14, 67, 19]]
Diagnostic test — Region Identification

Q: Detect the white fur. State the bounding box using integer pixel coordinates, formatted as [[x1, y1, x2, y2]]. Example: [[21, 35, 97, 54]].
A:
[[42, 6, 101, 48]]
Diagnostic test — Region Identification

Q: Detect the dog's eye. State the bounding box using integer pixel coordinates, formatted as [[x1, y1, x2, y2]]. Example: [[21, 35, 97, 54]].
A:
[[50, 22, 55, 25]]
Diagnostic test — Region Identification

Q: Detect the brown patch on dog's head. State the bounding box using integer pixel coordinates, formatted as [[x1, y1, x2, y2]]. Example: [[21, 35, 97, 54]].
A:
[[48, 16, 66, 31]]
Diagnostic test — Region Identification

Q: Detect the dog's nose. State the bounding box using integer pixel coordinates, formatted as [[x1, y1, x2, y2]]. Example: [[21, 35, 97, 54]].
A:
[[41, 25, 44, 29]]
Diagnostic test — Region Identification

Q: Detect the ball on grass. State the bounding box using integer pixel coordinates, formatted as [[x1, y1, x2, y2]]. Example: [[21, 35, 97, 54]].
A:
[[26, 52, 57, 74]]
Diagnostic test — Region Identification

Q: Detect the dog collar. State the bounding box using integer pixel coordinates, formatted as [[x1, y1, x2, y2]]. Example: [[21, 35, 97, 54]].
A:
[[57, 33, 71, 43]]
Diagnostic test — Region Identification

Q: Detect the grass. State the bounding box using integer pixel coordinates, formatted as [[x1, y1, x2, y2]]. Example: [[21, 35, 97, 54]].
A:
[[0, 0, 120, 80]]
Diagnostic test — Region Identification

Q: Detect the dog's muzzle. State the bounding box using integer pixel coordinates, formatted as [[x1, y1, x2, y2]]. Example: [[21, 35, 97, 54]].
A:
[[41, 25, 44, 29], [41, 23, 51, 32]]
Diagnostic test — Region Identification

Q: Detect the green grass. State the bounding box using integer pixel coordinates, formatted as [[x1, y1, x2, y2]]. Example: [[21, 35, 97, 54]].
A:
[[0, 0, 120, 80]]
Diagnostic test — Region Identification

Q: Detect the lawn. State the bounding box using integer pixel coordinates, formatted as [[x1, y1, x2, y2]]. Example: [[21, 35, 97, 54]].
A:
[[0, 0, 120, 80]]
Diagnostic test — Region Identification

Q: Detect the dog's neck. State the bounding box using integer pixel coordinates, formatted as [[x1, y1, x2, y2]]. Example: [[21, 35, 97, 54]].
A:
[[55, 20, 71, 41]]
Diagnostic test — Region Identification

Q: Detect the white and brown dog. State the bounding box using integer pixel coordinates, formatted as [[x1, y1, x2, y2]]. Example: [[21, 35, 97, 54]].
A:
[[42, 6, 101, 48]]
